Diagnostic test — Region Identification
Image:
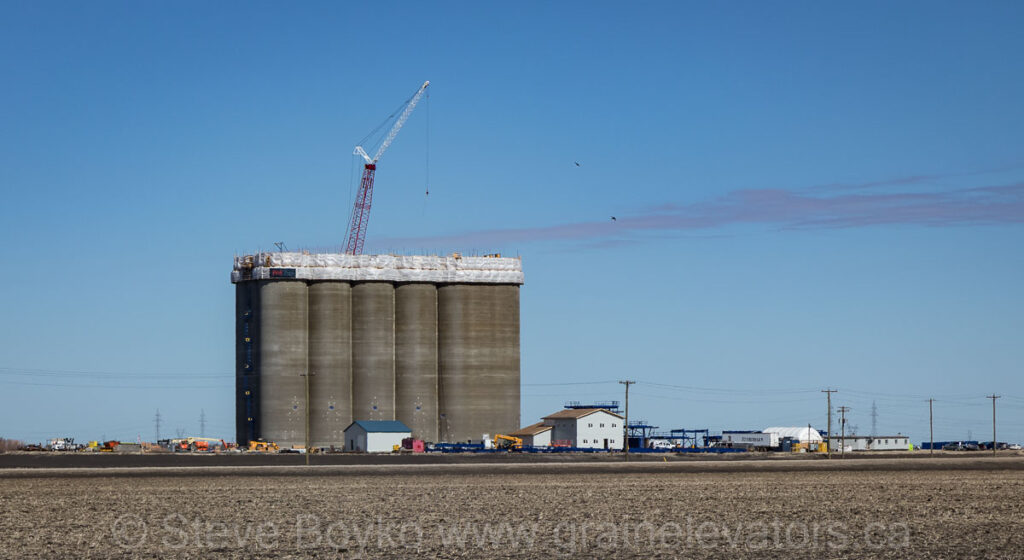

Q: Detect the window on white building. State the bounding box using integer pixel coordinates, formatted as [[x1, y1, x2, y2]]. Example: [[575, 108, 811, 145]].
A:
[[612, 423, 617, 428], [588, 423, 593, 427], [600, 423, 605, 427], [583, 439, 587, 444]]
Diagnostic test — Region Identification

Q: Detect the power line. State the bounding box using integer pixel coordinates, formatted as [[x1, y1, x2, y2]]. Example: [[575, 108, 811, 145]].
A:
[[628, 391, 818, 405], [0, 366, 229, 379], [0, 380, 231, 390], [640, 381, 819, 395], [521, 381, 618, 387]]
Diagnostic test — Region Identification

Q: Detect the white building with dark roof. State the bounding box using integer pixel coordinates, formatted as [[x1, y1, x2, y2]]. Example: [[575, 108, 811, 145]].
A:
[[542, 408, 623, 450], [344, 420, 412, 453], [508, 422, 553, 447]]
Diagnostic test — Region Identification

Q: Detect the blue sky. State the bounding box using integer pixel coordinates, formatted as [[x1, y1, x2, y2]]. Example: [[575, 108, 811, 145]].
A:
[[2, 2, 1022, 445]]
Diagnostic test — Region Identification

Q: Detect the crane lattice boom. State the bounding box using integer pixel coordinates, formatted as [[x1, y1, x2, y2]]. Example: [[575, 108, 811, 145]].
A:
[[344, 81, 429, 255]]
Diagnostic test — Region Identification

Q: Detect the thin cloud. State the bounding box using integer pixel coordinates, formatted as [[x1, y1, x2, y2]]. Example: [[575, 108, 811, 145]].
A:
[[377, 181, 1024, 249], [808, 174, 945, 192], [807, 163, 1024, 192]]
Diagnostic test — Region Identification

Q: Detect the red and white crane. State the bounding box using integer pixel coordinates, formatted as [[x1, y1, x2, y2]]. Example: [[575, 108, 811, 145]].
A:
[[344, 80, 430, 255]]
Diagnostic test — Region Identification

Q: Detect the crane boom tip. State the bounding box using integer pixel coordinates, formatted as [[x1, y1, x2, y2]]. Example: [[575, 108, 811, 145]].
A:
[[422, 81, 430, 88]]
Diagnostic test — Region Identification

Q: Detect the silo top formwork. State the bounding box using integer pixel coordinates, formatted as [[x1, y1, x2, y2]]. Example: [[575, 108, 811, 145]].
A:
[[232, 253, 524, 285]]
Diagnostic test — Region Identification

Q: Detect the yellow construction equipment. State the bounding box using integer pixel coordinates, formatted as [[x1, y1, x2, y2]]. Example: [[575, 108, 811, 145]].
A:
[[493, 434, 523, 450], [248, 440, 279, 453]]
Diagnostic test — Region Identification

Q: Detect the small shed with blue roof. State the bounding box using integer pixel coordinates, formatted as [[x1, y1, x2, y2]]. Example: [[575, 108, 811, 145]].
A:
[[343, 420, 412, 453]]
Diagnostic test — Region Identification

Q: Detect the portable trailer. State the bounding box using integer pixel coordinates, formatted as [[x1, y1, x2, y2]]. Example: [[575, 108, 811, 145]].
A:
[[720, 431, 778, 450]]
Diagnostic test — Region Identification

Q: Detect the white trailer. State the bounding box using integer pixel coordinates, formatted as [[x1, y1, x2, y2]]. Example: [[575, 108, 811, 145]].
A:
[[48, 438, 79, 451], [720, 431, 778, 449]]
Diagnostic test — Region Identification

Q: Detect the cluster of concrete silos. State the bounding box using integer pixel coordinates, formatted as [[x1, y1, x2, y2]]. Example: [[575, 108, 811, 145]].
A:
[[233, 253, 522, 448]]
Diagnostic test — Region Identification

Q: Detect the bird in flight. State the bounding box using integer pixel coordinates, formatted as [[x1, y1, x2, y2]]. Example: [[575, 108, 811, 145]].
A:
[[574, 161, 581, 167], [610, 216, 617, 222]]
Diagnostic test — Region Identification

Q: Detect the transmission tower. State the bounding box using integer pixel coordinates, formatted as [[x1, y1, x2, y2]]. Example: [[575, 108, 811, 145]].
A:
[[154, 409, 162, 441], [871, 400, 878, 437]]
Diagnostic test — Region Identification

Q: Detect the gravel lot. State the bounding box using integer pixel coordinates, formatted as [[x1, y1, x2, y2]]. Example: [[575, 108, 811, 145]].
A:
[[1, 459, 1022, 559]]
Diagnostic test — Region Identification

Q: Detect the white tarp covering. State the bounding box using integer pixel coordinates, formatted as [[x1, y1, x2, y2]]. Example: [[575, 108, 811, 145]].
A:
[[231, 252, 524, 285], [763, 427, 823, 443]]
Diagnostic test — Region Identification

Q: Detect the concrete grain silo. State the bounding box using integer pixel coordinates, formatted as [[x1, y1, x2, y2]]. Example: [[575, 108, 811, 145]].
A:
[[307, 282, 352, 445], [395, 284, 439, 442], [256, 281, 307, 446], [232, 253, 523, 448], [351, 282, 396, 422], [438, 284, 520, 444]]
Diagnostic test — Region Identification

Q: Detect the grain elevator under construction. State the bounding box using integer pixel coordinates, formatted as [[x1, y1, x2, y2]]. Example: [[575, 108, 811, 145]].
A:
[[232, 252, 523, 448]]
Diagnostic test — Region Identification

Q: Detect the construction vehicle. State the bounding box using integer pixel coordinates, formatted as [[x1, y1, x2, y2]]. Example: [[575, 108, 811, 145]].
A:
[[493, 434, 523, 451], [248, 440, 279, 453], [186, 437, 227, 452], [49, 437, 81, 451], [167, 437, 227, 452], [345, 80, 430, 255]]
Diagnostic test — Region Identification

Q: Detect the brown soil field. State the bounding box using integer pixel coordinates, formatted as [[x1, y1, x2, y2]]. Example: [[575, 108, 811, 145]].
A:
[[1, 459, 1022, 559], [3, 448, 1021, 470]]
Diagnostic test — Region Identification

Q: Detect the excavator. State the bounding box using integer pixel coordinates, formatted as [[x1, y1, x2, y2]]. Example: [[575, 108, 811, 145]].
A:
[[493, 434, 523, 451]]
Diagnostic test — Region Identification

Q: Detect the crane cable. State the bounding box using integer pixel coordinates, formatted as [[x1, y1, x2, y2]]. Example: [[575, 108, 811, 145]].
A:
[[423, 88, 431, 214], [357, 90, 419, 158]]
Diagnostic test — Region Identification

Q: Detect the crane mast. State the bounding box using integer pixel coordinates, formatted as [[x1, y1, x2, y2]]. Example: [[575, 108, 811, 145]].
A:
[[344, 80, 430, 255]]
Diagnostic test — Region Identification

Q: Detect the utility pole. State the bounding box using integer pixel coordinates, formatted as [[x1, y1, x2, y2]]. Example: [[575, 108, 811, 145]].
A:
[[928, 399, 934, 455], [154, 409, 162, 442], [199, 409, 206, 438], [987, 394, 1000, 456], [822, 388, 837, 458], [619, 381, 635, 461], [838, 406, 850, 457]]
